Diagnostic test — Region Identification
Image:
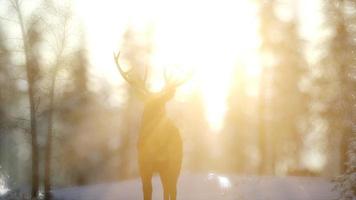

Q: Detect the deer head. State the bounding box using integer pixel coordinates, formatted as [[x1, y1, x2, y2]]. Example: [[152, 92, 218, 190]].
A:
[[113, 52, 189, 120]]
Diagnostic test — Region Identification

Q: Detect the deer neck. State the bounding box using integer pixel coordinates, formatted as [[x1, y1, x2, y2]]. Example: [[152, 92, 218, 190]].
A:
[[141, 107, 167, 130]]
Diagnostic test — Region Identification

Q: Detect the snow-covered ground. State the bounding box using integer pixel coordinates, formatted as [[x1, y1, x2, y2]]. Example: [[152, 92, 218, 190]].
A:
[[52, 173, 338, 200]]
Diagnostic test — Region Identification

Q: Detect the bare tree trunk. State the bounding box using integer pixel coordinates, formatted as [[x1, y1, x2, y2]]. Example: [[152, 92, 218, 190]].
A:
[[29, 82, 39, 200], [258, 67, 267, 175], [13, 0, 39, 198], [44, 74, 56, 200], [44, 7, 70, 199]]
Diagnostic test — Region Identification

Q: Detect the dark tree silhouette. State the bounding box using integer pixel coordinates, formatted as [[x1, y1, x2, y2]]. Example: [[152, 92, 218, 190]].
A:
[[319, 0, 356, 175]]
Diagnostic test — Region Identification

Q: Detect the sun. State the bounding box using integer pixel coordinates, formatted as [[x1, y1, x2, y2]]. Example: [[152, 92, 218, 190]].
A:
[[75, 0, 261, 132], [150, 0, 261, 131]]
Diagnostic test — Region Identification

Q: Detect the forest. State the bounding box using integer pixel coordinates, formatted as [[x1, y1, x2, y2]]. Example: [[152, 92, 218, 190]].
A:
[[0, 0, 355, 199]]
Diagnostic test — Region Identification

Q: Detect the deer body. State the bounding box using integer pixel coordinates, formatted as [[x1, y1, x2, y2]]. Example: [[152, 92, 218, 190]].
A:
[[114, 53, 186, 200], [138, 101, 182, 200]]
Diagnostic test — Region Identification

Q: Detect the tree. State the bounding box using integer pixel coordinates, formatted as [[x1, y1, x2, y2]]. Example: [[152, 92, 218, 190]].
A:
[[182, 92, 211, 172], [0, 22, 22, 187], [314, 0, 355, 176], [56, 38, 91, 185], [11, 0, 43, 197], [9, 1, 79, 198], [330, 0, 356, 199], [223, 65, 251, 173], [335, 134, 356, 199], [270, 20, 307, 174], [42, 1, 74, 198], [258, 0, 307, 175], [0, 26, 13, 131], [257, 0, 276, 174]]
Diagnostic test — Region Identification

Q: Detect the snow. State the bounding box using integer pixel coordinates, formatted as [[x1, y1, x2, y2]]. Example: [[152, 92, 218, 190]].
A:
[[52, 173, 338, 200]]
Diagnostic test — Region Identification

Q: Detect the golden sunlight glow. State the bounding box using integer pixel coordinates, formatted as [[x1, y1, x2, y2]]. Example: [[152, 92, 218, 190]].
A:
[[75, 0, 261, 132]]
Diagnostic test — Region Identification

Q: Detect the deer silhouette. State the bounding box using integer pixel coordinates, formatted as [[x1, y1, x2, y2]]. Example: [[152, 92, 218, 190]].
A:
[[114, 52, 187, 200]]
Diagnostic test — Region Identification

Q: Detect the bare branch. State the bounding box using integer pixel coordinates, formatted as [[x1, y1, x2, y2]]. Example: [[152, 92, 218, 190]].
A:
[[0, 16, 18, 23]]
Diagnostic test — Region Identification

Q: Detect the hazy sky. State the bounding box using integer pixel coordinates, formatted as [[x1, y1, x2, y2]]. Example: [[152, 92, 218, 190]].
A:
[[73, 0, 323, 133], [0, 0, 325, 170], [74, 0, 261, 132]]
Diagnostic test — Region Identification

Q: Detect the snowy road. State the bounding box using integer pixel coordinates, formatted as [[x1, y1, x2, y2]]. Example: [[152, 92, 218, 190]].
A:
[[52, 173, 338, 200]]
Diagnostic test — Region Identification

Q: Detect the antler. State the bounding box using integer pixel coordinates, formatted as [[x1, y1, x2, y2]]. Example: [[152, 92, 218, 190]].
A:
[[113, 52, 149, 96], [164, 67, 192, 88]]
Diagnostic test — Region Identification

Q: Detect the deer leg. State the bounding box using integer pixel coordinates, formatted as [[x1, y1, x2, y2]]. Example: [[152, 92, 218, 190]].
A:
[[168, 176, 178, 200], [169, 159, 181, 200], [159, 172, 169, 200], [160, 168, 179, 200], [141, 172, 153, 200]]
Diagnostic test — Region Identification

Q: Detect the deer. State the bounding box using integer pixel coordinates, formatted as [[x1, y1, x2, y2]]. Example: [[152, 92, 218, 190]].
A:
[[114, 52, 188, 200]]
